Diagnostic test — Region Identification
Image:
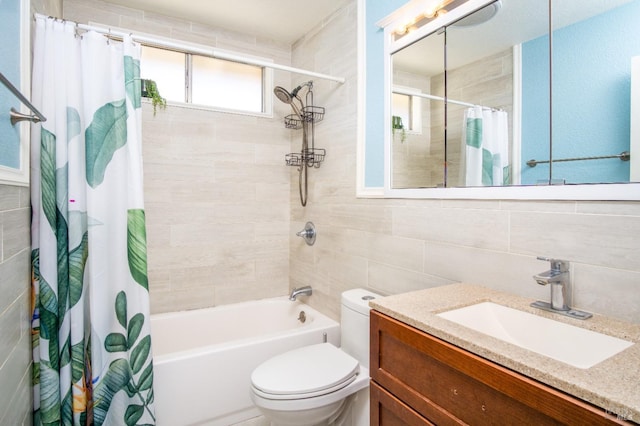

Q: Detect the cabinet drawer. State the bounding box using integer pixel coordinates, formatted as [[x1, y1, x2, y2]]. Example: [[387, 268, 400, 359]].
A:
[[370, 310, 625, 425], [371, 381, 435, 426]]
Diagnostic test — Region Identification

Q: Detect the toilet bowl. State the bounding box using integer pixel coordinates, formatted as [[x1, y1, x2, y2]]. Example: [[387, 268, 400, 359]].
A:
[[250, 288, 380, 426]]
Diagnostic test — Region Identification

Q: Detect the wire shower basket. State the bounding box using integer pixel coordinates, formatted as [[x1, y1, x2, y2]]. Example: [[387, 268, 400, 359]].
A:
[[285, 148, 326, 168], [282, 82, 325, 169]]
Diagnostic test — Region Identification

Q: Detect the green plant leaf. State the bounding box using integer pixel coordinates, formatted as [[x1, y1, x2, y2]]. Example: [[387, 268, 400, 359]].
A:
[[61, 388, 73, 426], [38, 279, 57, 338], [130, 335, 151, 374], [59, 336, 71, 367], [55, 163, 68, 223], [40, 128, 57, 230], [69, 231, 88, 308], [105, 333, 128, 353], [32, 361, 41, 386], [93, 359, 131, 426], [85, 99, 128, 188], [39, 280, 60, 369], [127, 313, 144, 348], [138, 362, 153, 392], [125, 381, 138, 397], [125, 404, 144, 426], [127, 209, 149, 290], [66, 106, 82, 143], [32, 248, 40, 283], [56, 210, 70, 319], [39, 361, 61, 425], [116, 290, 127, 329], [71, 341, 85, 383], [146, 388, 154, 405], [124, 56, 141, 109]]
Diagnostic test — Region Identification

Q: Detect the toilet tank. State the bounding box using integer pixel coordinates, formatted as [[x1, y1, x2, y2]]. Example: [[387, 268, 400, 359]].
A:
[[340, 288, 381, 369]]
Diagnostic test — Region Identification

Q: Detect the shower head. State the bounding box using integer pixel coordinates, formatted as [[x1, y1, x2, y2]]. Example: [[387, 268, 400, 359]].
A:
[[274, 86, 294, 104], [273, 81, 313, 104]]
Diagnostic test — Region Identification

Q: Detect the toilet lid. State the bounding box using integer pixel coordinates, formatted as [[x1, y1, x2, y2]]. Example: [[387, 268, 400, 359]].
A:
[[251, 343, 360, 399]]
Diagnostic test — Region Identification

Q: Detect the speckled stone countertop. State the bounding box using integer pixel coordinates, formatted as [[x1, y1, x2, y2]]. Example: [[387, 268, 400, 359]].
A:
[[369, 283, 640, 423]]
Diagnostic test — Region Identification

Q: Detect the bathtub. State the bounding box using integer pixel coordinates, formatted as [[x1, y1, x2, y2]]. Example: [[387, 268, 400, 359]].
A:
[[151, 297, 340, 426]]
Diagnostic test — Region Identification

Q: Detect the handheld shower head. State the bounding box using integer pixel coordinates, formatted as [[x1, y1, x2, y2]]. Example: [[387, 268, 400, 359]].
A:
[[274, 86, 294, 104], [273, 81, 313, 104]]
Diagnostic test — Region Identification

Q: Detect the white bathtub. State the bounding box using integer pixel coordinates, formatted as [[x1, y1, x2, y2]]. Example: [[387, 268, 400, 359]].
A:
[[151, 297, 340, 426]]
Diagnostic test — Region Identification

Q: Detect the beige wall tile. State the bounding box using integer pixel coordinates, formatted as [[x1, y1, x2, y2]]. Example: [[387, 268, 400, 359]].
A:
[[59, 0, 640, 328], [573, 264, 640, 322], [0, 184, 31, 425], [290, 0, 640, 325], [510, 211, 640, 270]]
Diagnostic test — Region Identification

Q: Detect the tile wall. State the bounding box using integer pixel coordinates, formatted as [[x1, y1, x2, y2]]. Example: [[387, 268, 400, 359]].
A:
[[64, 0, 294, 313], [61, 0, 640, 325], [0, 185, 32, 425], [290, 0, 640, 324]]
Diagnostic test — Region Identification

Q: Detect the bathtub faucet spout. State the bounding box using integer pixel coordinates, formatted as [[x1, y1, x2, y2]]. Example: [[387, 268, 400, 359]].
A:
[[289, 286, 312, 301]]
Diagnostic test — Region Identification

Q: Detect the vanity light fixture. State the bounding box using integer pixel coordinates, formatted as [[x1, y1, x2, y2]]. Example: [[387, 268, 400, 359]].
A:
[[394, 0, 455, 36]]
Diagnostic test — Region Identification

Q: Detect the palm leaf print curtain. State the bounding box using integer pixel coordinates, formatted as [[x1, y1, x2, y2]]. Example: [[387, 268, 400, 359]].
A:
[[30, 16, 155, 425], [462, 106, 510, 187]]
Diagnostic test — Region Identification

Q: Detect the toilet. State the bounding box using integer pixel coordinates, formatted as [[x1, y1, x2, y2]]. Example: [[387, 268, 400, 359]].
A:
[[250, 288, 380, 426]]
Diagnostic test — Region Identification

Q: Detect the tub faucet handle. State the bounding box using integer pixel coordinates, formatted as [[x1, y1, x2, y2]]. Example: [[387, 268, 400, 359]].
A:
[[296, 222, 316, 246]]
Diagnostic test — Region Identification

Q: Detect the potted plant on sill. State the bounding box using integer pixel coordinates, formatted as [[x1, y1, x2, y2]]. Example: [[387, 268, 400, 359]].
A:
[[141, 78, 167, 115], [392, 115, 407, 143]]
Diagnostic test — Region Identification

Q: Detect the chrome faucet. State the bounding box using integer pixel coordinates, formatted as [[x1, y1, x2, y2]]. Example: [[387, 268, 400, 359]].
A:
[[533, 257, 571, 311], [289, 286, 312, 301], [531, 257, 592, 319]]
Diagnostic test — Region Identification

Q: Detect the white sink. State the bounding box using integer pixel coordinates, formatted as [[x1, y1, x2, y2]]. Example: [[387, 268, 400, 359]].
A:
[[437, 302, 633, 369]]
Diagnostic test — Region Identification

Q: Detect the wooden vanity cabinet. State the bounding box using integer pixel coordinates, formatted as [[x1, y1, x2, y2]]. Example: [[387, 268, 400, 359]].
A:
[[370, 310, 628, 425]]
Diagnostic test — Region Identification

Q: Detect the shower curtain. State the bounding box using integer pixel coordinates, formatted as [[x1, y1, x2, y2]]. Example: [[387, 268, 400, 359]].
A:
[[30, 16, 155, 426], [462, 106, 510, 186]]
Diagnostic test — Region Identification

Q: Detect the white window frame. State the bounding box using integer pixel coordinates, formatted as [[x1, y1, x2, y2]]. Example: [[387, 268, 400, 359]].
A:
[[140, 43, 273, 118], [392, 84, 423, 135]]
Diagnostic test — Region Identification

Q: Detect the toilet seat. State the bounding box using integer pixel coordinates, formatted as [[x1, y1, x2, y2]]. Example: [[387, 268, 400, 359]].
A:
[[251, 343, 360, 400]]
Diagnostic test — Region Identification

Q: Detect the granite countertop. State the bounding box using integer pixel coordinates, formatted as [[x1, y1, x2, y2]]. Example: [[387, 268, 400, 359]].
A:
[[369, 283, 640, 423]]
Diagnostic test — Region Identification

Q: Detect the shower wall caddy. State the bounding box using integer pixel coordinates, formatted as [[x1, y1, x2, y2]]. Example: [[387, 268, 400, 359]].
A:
[[275, 81, 326, 206], [283, 83, 325, 169]]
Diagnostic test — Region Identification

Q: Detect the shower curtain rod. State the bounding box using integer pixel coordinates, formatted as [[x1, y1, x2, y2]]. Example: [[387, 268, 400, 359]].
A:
[[34, 15, 345, 84], [393, 87, 501, 111]]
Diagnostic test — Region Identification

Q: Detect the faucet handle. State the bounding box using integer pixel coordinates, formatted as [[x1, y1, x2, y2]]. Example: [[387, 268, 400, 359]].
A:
[[537, 256, 569, 272]]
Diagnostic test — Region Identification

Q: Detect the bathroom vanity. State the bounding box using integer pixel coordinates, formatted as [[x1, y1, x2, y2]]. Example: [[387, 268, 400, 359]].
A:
[[369, 284, 640, 425]]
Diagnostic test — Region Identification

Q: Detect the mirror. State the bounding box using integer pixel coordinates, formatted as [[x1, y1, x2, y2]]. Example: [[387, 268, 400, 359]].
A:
[[388, 0, 640, 191]]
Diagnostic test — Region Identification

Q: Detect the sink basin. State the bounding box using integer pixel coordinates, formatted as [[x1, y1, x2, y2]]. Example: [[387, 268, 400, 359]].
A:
[[437, 302, 633, 369]]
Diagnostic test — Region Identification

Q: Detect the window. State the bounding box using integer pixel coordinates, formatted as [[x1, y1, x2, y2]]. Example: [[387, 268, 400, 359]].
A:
[[191, 56, 262, 112], [140, 45, 266, 114], [391, 88, 422, 133], [392, 92, 412, 131], [140, 46, 186, 103]]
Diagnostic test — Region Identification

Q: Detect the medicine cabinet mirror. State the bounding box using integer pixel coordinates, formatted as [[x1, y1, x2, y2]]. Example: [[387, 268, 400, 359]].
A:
[[380, 0, 640, 200]]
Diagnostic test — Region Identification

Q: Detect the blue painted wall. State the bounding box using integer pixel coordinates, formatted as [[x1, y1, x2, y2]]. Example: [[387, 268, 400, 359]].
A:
[[521, 1, 640, 184], [0, 0, 22, 169], [364, 0, 408, 187]]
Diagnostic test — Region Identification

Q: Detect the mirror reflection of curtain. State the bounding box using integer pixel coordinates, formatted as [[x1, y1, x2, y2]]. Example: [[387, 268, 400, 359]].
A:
[[462, 106, 509, 186]]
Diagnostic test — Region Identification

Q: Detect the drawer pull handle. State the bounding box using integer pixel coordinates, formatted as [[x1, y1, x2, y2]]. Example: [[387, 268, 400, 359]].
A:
[[482, 404, 486, 412], [452, 388, 458, 396]]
